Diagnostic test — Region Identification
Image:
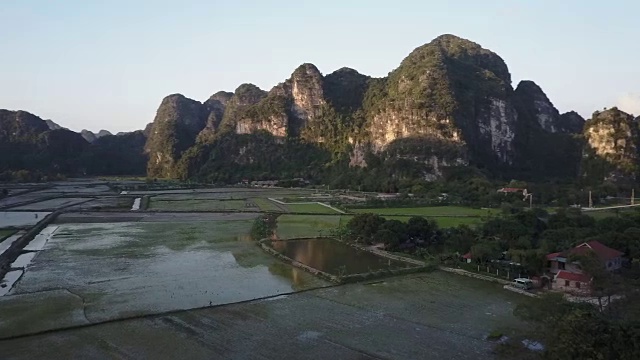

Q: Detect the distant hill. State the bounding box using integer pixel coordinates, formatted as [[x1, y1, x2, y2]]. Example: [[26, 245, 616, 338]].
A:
[[0, 110, 147, 179]]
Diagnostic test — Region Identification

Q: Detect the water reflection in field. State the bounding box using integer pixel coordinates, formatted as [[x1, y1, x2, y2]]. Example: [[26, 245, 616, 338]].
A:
[[271, 238, 416, 276]]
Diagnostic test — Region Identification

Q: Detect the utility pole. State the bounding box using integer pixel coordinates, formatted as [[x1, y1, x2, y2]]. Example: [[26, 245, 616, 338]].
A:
[[523, 191, 533, 209], [589, 191, 593, 209]]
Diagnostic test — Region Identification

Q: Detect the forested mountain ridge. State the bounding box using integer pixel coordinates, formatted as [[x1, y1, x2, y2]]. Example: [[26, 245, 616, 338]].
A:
[[3, 34, 638, 188], [145, 34, 618, 188], [0, 109, 148, 180]]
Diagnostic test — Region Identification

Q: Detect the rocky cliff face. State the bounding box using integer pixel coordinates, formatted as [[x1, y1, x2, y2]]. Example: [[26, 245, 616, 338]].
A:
[[197, 91, 234, 143], [45, 119, 64, 131], [363, 35, 517, 169], [145, 34, 611, 184], [229, 64, 326, 138], [559, 111, 586, 134], [144, 94, 208, 178], [218, 84, 268, 134], [582, 108, 639, 183], [514, 81, 561, 132], [510, 80, 584, 179]]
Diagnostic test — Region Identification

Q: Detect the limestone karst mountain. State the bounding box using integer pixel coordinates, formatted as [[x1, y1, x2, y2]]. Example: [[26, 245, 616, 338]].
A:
[[144, 34, 601, 185]]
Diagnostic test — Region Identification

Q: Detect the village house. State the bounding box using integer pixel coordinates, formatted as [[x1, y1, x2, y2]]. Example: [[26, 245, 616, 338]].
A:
[[546, 241, 624, 295]]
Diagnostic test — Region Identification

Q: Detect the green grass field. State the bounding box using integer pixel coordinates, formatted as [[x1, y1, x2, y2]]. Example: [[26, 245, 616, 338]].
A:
[[350, 206, 497, 217], [276, 214, 351, 239], [252, 198, 285, 212], [0, 229, 17, 241], [285, 203, 342, 214], [584, 208, 639, 220], [148, 199, 252, 211]]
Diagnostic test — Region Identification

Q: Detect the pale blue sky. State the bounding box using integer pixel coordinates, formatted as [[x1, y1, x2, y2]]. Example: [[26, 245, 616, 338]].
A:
[[1, 0, 639, 132]]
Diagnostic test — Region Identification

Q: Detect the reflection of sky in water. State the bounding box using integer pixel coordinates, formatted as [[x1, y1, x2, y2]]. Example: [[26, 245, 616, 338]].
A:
[[12, 222, 309, 322], [0, 212, 50, 227], [272, 239, 414, 275]]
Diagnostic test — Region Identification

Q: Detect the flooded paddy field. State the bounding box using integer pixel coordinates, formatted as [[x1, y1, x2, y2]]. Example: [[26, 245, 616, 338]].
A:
[[0, 272, 528, 359], [271, 238, 418, 276], [0, 214, 328, 338], [11, 198, 93, 211], [149, 198, 257, 211], [0, 211, 51, 228], [0, 182, 533, 358]]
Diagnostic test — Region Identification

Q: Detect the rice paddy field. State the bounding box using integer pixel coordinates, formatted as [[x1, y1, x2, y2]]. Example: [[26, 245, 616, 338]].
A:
[[348, 206, 498, 228], [148, 198, 255, 211], [0, 181, 532, 359], [276, 215, 350, 239]]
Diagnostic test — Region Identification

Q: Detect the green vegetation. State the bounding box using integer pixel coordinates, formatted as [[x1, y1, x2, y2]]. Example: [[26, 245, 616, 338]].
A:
[[350, 206, 495, 228], [285, 203, 342, 214], [508, 293, 640, 358], [0, 229, 16, 241], [351, 206, 496, 217], [252, 198, 283, 212], [372, 215, 481, 228], [584, 207, 640, 219], [581, 108, 640, 184], [276, 215, 350, 239], [250, 214, 278, 240], [344, 213, 441, 253]]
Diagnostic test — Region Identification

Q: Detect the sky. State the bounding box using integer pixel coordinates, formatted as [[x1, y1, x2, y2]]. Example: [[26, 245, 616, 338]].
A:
[[1, 0, 639, 133]]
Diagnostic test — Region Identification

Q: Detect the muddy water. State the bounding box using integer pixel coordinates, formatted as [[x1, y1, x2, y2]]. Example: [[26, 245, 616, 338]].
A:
[[271, 238, 417, 276]]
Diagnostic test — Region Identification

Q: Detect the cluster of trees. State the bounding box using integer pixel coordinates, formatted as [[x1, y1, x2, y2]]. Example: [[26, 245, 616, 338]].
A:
[[0, 170, 66, 183], [344, 207, 640, 357], [343, 206, 640, 279], [250, 214, 278, 240], [342, 213, 442, 252], [508, 292, 640, 359]]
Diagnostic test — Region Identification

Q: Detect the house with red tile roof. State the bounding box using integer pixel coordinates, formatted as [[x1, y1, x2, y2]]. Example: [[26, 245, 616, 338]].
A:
[[546, 241, 624, 295]]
